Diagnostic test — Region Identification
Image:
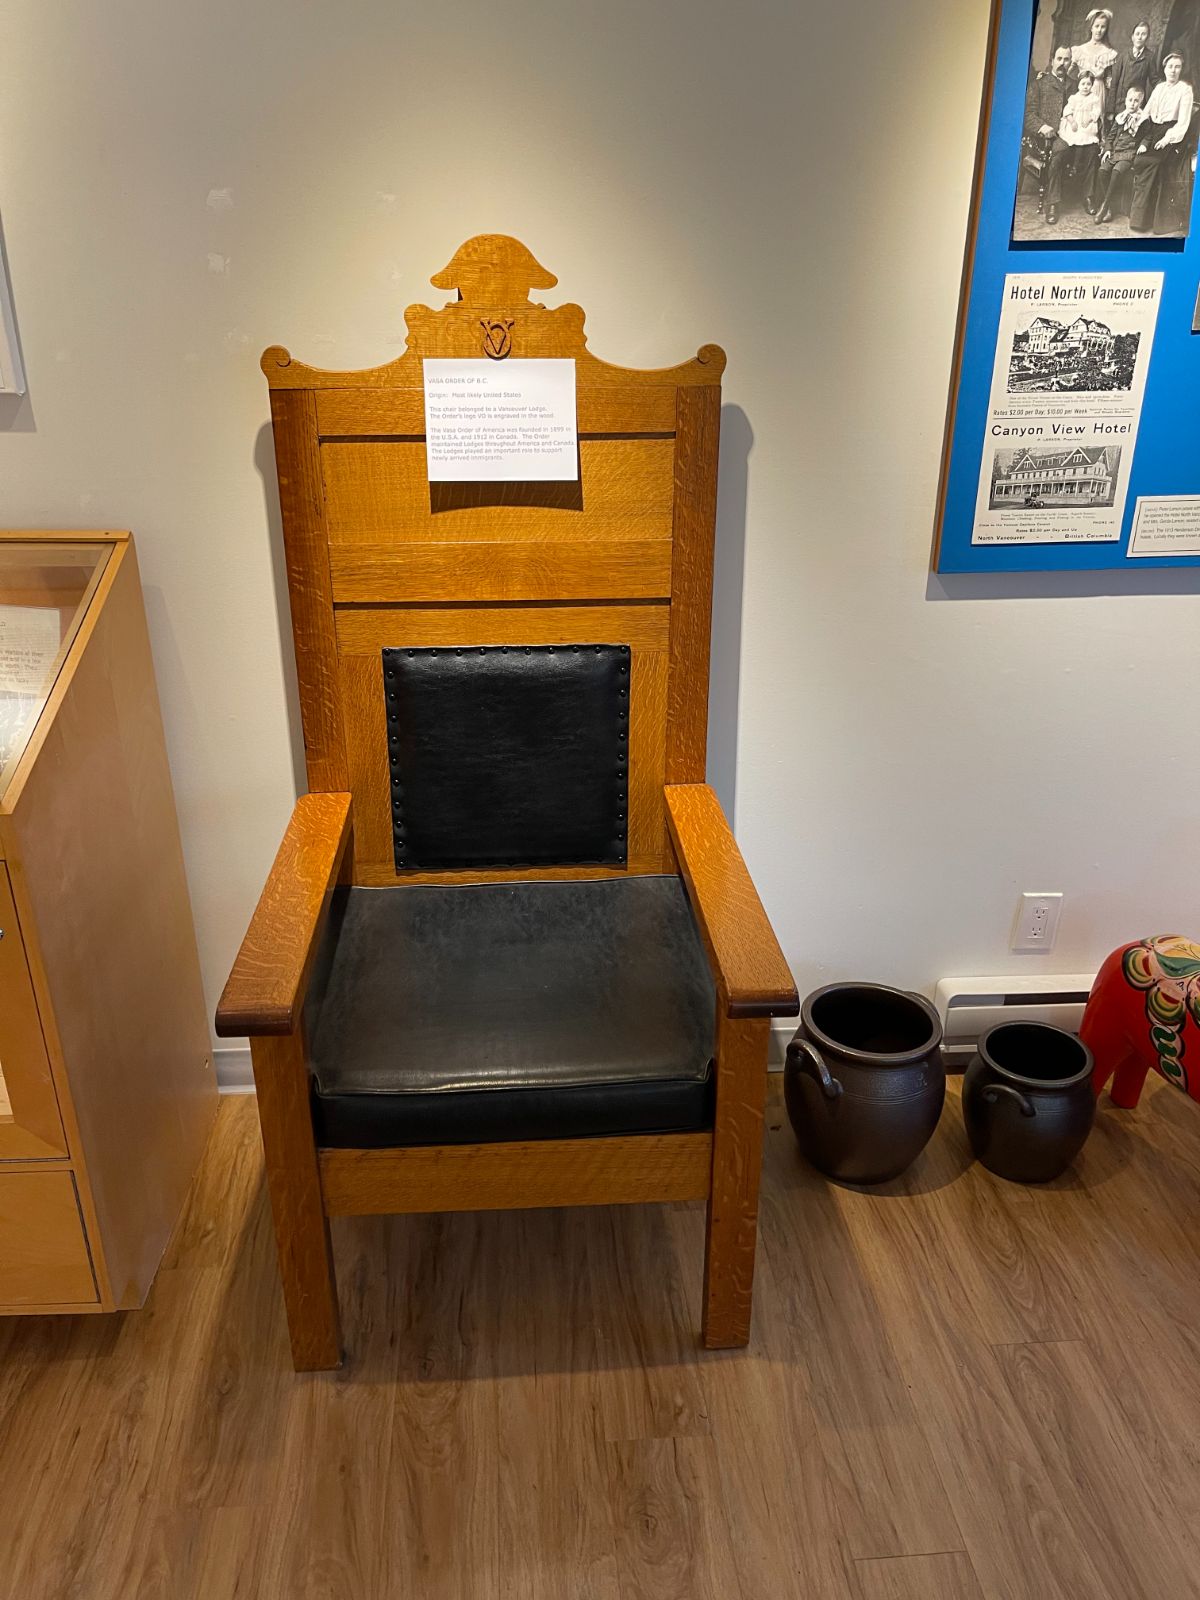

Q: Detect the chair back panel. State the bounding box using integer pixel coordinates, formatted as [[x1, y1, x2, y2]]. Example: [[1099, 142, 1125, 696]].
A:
[[323, 437, 674, 542], [263, 234, 723, 887]]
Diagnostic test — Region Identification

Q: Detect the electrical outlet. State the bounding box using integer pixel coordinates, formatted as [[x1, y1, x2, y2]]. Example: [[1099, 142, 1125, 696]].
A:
[[1012, 892, 1064, 953]]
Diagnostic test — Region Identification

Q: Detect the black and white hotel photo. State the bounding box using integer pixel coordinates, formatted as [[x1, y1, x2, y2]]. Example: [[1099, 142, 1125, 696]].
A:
[[1006, 301, 1143, 391], [988, 441, 1122, 509], [1015, 1, 1198, 240]]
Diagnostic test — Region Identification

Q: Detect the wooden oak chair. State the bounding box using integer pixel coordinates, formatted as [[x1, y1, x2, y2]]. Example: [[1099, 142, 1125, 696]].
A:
[[215, 235, 798, 1371]]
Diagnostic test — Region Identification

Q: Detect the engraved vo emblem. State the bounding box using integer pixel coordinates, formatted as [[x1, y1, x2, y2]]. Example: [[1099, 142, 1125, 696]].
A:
[[480, 317, 514, 359]]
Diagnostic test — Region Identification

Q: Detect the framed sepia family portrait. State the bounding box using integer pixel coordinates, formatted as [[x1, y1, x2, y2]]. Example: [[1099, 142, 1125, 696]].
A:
[[1014, 1, 1199, 241], [932, 1, 1200, 573]]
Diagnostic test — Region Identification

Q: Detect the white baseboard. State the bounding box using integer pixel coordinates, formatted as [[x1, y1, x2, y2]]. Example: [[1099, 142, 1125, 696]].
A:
[[769, 1018, 794, 1071], [213, 1043, 254, 1093]]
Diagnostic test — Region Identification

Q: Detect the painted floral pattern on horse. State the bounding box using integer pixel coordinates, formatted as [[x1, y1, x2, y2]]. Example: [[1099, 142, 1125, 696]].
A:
[[1121, 936, 1200, 1093]]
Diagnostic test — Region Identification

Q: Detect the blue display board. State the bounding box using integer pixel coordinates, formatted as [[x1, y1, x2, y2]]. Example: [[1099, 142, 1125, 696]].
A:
[[935, 0, 1200, 572]]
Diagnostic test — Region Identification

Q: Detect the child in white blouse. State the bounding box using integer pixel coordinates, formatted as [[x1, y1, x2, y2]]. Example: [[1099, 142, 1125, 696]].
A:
[[1060, 71, 1103, 144], [1057, 70, 1104, 213]]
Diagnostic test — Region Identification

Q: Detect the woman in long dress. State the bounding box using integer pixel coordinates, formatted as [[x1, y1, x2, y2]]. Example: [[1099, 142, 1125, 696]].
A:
[[1072, 8, 1118, 118], [1129, 52, 1196, 233]]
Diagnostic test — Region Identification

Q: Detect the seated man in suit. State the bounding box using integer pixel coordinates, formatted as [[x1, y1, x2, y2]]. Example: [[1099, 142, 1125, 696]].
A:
[[1095, 83, 1146, 221], [1024, 44, 1074, 222]]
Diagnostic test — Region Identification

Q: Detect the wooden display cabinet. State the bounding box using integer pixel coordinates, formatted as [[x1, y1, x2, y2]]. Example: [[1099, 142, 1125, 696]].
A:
[[0, 531, 216, 1313]]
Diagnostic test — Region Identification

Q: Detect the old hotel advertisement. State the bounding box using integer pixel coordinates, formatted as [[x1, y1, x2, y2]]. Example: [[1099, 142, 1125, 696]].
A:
[[972, 272, 1162, 544]]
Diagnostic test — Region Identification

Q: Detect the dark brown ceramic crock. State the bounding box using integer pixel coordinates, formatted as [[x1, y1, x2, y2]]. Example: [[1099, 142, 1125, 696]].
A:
[[784, 983, 945, 1184], [962, 1021, 1094, 1184]]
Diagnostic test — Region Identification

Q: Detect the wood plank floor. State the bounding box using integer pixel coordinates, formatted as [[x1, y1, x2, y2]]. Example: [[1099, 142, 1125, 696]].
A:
[[2, 1075, 1199, 1599]]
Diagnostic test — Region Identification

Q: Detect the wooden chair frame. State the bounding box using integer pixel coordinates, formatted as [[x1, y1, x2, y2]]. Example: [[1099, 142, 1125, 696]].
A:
[[216, 236, 797, 1370]]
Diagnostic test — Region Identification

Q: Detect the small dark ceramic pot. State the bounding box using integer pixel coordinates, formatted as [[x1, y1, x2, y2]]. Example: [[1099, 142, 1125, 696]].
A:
[[785, 983, 945, 1184], [962, 1022, 1094, 1184]]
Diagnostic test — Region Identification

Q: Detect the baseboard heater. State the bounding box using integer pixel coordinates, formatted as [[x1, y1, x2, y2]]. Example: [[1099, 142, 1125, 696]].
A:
[[934, 973, 1096, 1071]]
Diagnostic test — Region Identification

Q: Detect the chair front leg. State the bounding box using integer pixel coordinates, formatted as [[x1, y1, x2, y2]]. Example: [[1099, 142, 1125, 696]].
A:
[[702, 1010, 771, 1348], [250, 1029, 342, 1371]]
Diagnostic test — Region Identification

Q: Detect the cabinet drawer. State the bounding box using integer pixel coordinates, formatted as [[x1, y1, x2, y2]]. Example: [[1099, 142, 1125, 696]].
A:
[[0, 1171, 97, 1306]]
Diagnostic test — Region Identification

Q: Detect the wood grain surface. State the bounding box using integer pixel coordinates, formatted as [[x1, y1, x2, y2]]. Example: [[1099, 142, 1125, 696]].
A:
[[350, 859, 664, 889], [269, 388, 348, 792], [0, 529, 130, 543], [856, 1553, 986, 1600], [258, 236, 723, 902], [333, 602, 670, 655], [665, 386, 720, 782], [338, 618, 668, 883], [1, 539, 216, 1311], [0, 1171, 96, 1306], [320, 1133, 713, 1216], [264, 336, 725, 388], [261, 235, 726, 389], [4, 1076, 1198, 1597], [665, 783, 798, 1018], [315, 385, 678, 436], [322, 435, 673, 543], [327, 538, 673, 603], [250, 1030, 341, 1371], [702, 1012, 769, 1348], [215, 792, 352, 1036]]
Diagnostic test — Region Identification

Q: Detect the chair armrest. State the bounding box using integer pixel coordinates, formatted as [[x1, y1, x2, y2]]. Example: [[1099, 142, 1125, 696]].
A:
[[215, 792, 353, 1038], [665, 784, 798, 1020]]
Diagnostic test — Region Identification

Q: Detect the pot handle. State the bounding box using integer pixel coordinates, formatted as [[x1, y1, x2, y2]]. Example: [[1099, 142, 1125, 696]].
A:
[[792, 1039, 844, 1101], [982, 1083, 1036, 1118]]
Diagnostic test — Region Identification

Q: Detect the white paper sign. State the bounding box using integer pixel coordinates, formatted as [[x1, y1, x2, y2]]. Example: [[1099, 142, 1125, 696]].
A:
[[1127, 496, 1200, 558], [0, 605, 61, 769], [423, 359, 577, 482], [0, 605, 61, 695], [972, 273, 1162, 546]]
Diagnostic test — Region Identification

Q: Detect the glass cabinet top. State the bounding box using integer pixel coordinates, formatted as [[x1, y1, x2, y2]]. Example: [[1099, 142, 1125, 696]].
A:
[[0, 541, 111, 800]]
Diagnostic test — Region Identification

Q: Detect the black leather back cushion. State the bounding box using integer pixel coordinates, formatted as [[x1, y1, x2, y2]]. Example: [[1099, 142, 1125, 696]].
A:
[[383, 644, 629, 871]]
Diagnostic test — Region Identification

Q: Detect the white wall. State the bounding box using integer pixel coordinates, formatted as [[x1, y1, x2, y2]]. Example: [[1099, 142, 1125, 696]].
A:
[[2, 0, 1197, 1031]]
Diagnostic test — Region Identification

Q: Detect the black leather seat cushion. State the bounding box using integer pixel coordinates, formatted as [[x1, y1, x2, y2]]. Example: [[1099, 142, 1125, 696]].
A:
[[308, 876, 715, 1148]]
